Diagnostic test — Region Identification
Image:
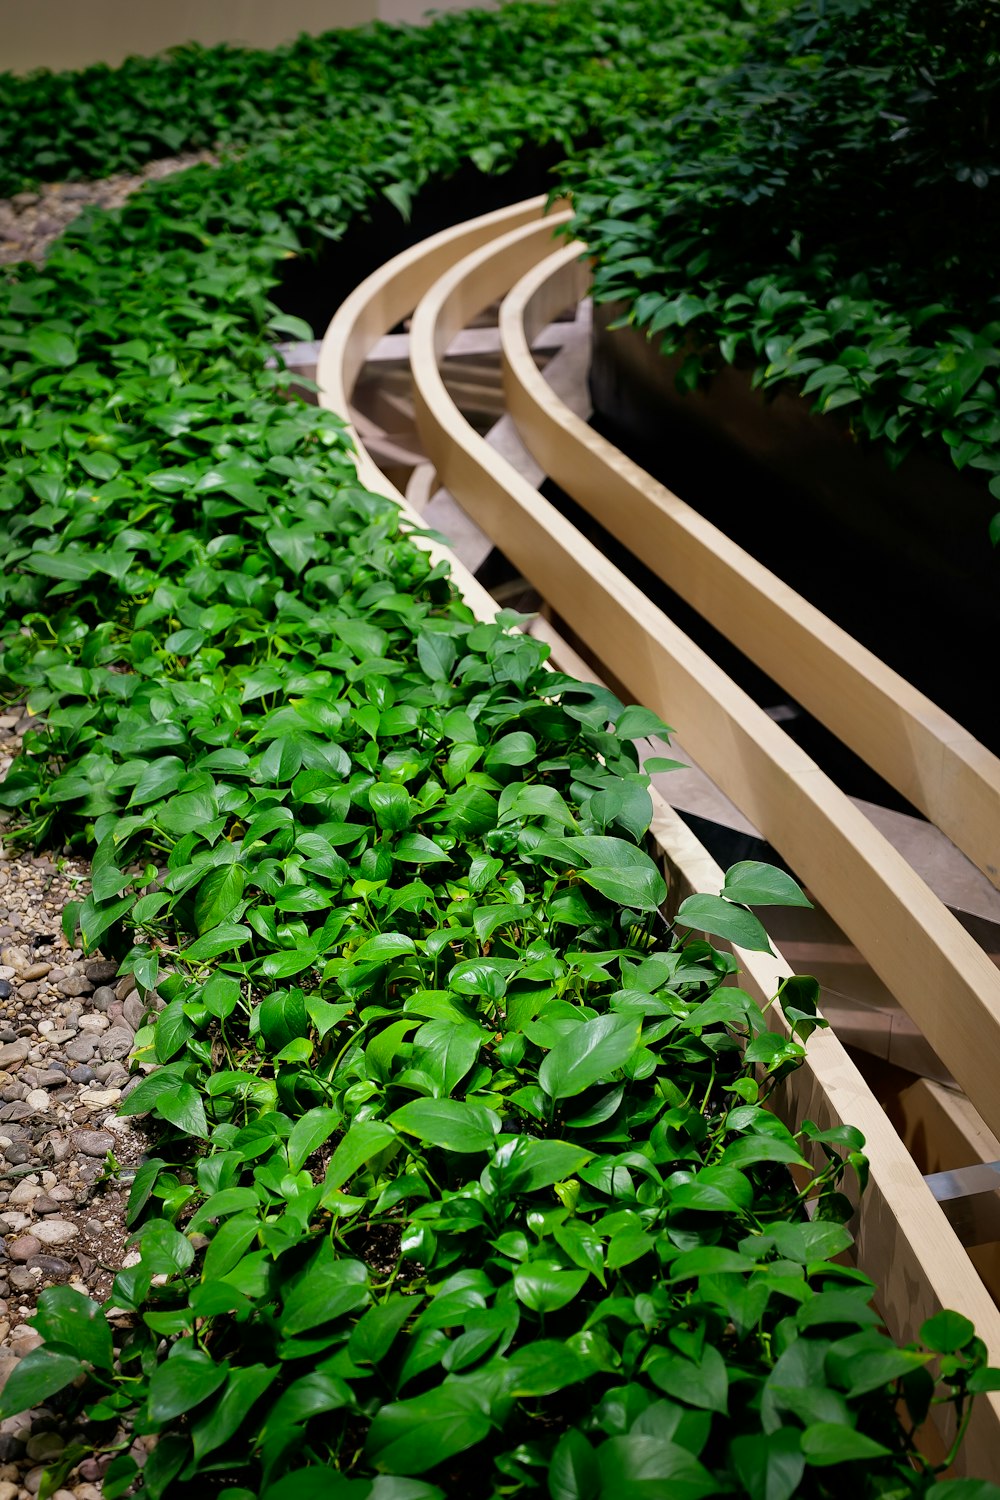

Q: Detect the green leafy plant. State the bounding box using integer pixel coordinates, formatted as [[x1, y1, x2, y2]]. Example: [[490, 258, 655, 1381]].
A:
[[2, 1, 999, 1494], [559, 0, 1000, 544]]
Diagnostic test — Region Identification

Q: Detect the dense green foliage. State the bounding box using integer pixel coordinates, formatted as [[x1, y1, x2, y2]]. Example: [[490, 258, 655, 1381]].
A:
[[2, 1, 1000, 1494], [560, 0, 1000, 541], [0, 0, 753, 198]]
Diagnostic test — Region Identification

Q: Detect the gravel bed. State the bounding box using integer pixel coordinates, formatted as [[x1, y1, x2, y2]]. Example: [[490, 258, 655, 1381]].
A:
[[0, 712, 157, 1495], [0, 151, 217, 267], [0, 153, 230, 1490]]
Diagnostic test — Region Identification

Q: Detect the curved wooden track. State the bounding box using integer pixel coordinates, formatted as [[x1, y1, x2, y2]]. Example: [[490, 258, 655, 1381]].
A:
[[500, 239, 1000, 893], [408, 214, 1000, 1138], [318, 197, 1000, 1474]]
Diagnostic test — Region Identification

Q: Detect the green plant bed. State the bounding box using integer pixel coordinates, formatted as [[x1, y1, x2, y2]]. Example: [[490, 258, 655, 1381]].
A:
[[2, 472, 998, 1495], [2, 0, 1000, 1493], [559, 0, 1000, 547]]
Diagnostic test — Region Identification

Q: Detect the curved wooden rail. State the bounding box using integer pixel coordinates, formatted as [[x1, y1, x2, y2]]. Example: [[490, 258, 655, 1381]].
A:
[[499, 240, 1000, 892], [316, 195, 555, 625], [318, 199, 1000, 1472], [408, 211, 1000, 1145]]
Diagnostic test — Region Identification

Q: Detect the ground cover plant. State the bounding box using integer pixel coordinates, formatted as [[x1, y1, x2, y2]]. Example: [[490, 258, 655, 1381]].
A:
[[560, 0, 1000, 543], [0, 0, 764, 199], [2, 0, 1000, 1494]]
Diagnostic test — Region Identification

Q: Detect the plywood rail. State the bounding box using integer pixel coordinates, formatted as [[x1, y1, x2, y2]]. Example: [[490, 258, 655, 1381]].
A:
[[499, 242, 1000, 892], [407, 212, 1000, 1146], [316, 196, 554, 627], [317, 197, 1000, 1473]]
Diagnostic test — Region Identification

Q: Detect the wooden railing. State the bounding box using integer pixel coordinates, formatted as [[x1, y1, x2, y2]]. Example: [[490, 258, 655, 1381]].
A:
[[317, 195, 1000, 1475]]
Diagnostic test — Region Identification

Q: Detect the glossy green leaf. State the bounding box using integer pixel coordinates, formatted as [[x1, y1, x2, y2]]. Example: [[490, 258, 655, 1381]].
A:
[[324, 1120, 397, 1192], [365, 1383, 493, 1475], [549, 1429, 600, 1500], [155, 1081, 209, 1138], [191, 1363, 278, 1462], [394, 833, 450, 864], [279, 1260, 369, 1336], [513, 1262, 588, 1313], [147, 1348, 229, 1422], [32, 1286, 113, 1370], [390, 1099, 500, 1154], [263, 1371, 353, 1431], [194, 864, 247, 934], [183, 922, 252, 963], [730, 1429, 805, 1500], [287, 1107, 342, 1174], [539, 1014, 641, 1099], [0, 1347, 84, 1419], [596, 1436, 716, 1498], [647, 1344, 729, 1413], [721, 861, 812, 908], [203, 1214, 261, 1282], [800, 1423, 892, 1466], [675, 894, 773, 953]]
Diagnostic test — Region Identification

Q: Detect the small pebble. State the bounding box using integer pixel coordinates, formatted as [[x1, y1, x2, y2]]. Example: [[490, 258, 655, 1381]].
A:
[[76, 1016, 108, 1034], [10, 1326, 41, 1355], [7, 1237, 40, 1263], [85, 961, 118, 984], [123, 993, 148, 1031], [97, 1026, 133, 1062], [70, 1129, 115, 1158], [56, 975, 90, 998], [26, 1255, 72, 1279], [31, 1195, 62, 1215], [31, 1219, 78, 1246], [64, 1039, 96, 1063], [80, 1089, 120, 1109], [6, 1182, 39, 1207], [25, 1430, 62, 1462]]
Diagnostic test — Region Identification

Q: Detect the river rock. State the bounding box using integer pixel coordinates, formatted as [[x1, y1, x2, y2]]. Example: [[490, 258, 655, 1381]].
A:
[[7, 1237, 40, 1262], [97, 1026, 133, 1061], [31, 1219, 78, 1246], [85, 961, 118, 984], [123, 993, 148, 1031], [64, 1038, 96, 1063], [6, 1181, 39, 1207], [70, 1129, 114, 1158], [27, 1255, 72, 1279], [25, 1431, 62, 1462], [56, 975, 90, 998]]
